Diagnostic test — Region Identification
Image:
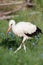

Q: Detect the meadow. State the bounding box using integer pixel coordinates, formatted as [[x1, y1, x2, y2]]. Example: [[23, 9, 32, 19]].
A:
[[0, 1, 43, 65]]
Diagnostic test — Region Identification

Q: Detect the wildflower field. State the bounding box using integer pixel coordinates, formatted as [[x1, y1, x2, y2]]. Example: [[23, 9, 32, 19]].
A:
[[0, 0, 43, 65]]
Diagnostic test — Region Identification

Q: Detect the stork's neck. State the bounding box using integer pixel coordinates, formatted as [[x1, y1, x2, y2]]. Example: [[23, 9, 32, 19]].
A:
[[11, 24, 16, 33], [12, 24, 15, 29]]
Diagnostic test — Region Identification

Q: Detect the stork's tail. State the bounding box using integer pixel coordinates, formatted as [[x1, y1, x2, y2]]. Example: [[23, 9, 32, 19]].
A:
[[37, 27, 43, 34]]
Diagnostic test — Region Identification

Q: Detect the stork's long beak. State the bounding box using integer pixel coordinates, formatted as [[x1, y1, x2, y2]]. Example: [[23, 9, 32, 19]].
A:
[[7, 26, 12, 33]]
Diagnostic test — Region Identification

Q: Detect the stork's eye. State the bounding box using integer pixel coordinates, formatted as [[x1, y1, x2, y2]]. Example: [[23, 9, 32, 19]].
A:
[[11, 24, 13, 26]]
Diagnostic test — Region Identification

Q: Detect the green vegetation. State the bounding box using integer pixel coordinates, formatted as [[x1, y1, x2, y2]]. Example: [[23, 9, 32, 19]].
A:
[[0, 0, 43, 65]]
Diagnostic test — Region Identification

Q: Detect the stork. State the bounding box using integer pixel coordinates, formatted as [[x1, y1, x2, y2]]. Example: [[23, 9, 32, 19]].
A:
[[7, 20, 42, 53]]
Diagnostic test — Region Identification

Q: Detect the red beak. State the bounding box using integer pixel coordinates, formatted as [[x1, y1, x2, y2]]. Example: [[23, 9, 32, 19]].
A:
[[7, 26, 12, 33]]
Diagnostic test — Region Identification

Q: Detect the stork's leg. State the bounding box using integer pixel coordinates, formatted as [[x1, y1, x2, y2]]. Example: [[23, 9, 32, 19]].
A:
[[14, 44, 22, 53], [14, 36, 32, 53], [22, 37, 27, 53], [14, 37, 27, 53], [14, 36, 27, 53], [22, 36, 32, 52]]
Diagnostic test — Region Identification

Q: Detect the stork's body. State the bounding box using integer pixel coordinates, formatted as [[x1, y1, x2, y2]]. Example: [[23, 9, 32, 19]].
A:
[[7, 20, 42, 53], [12, 22, 37, 37]]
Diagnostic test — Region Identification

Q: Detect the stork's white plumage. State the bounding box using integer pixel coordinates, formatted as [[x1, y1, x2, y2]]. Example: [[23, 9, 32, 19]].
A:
[[8, 20, 37, 36], [7, 20, 42, 53]]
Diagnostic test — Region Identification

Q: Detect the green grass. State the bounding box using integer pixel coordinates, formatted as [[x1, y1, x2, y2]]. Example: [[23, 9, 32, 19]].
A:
[[0, 8, 43, 65]]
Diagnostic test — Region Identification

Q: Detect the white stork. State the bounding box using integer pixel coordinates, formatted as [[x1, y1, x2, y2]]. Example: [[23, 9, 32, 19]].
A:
[[7, 20, 42, 53]]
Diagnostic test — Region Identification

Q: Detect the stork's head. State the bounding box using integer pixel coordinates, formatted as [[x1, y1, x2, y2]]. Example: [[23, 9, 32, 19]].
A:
[[9, 20, 15, 27], [7, 20, 15, 33]]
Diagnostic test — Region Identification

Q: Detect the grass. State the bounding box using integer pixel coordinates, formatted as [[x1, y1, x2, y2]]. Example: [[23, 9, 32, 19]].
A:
[[0, 7, 43, 65]]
